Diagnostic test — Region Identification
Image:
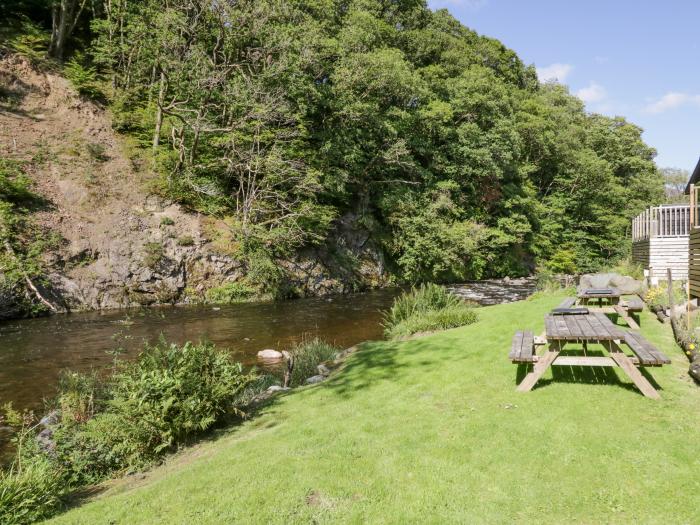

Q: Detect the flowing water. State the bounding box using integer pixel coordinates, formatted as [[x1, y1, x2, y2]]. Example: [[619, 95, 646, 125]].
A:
[[0, 278, 536, 414]]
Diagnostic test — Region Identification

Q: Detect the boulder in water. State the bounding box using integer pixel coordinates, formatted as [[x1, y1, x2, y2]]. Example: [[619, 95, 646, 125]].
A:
[[257, 349, 283, 360]]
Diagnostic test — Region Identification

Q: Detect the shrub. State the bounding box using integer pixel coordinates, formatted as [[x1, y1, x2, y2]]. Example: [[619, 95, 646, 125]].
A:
[[95, 340, 255, 467], [607, 258, 644, 280], [160, 216, 175, 226], [64, 55, 104, 100], [545, 248, 579, 275], [645, 282, 686, 309], [0, 456, 64, 525], [142, 242, 164, 268], [205, 281, 256, 304], [385, 305, 478, 340], [383, 283, 478, 339], [290, 338, 339, 387], [85, 142, 108, 162], [176, 235, 194, 247]]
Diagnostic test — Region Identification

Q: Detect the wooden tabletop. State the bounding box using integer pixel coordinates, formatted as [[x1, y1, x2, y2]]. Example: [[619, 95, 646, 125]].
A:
[[544, 312, 626, 341], [577, 288, 621, 299]]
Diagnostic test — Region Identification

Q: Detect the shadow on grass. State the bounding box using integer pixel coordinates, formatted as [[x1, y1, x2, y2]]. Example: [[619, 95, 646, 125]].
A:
[[324, 337, 458, 399], [515, 344, 664, 396], [55, 388, 290, 514]]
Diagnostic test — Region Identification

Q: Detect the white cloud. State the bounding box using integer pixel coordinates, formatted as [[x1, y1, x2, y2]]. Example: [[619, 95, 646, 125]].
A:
[[644, 92, 700, 114], [576, 82, 607, 104], [536, 63, 573, 83]]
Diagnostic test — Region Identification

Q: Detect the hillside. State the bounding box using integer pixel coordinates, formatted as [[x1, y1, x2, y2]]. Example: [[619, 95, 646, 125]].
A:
[[0, 1, 666, 319], [0, 54, 386, 318]]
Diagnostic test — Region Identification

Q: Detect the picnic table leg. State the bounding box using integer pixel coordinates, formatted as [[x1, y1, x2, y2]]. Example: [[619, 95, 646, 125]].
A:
[[617, 308, 640, 330], [517, 341, 561, 392], [603, 340, 660, 399]]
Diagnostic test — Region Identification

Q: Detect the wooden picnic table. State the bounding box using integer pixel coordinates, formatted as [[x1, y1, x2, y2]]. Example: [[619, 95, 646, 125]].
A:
[[516, 312, 663, 399], [569, 289, 641, 330], [577, 288, 621, 306]]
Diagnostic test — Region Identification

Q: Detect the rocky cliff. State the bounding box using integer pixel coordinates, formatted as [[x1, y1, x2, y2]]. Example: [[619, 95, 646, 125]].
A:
[[0, 55, 387, 318]]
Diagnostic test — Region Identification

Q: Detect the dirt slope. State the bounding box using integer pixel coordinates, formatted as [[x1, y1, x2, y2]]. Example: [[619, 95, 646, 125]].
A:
[[0, 54, 240, 311], [0, 54, 385, 315]]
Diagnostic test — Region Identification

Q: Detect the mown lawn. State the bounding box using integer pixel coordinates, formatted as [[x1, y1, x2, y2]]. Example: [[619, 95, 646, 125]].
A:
[[47, 293, 700, 524]]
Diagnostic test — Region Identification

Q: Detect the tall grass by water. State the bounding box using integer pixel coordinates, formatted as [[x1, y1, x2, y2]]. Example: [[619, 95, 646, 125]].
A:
[[383, 283, 477, 339], [0, 339, 262, 523]]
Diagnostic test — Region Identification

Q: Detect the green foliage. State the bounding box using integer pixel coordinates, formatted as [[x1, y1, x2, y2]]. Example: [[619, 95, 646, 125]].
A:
[[85, 142, 108, 162], [160, 216, 175, 226], [142, 242, 164, 269], [103, 340, 255, 464], [176, 235, 194, 247], [383, 283, 478, 339], [51, 340, 257, 484], [545, 247, 579, 275], [644, 282, 686, 309], [70, 0, 662, 282], [64, 54, 104, 100], [3, 1, 665, 286], [607, 258, 645, 280], [0, 455, 64, 525], [0, 158, 54, 316], [1, 17, 49, 65], [289, 338, 339, 387], [205, 281, 256, 304]]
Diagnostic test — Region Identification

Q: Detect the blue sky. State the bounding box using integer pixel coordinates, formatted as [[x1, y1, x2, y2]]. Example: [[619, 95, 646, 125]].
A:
[[427, 0, 700, 171]]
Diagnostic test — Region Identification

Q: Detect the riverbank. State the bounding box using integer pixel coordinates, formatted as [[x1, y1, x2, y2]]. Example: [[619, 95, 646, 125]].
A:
[[47, 292, 700, 524]]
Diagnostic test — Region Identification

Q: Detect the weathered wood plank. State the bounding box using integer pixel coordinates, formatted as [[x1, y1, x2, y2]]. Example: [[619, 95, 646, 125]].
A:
[[516, 342, 561, 392], [552, 356, 616, 367], [605, 341, 661, 399]]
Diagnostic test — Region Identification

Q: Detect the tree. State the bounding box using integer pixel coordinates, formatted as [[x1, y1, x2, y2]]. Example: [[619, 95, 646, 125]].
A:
[[48, 0, 89, 60], [661, 167, 690, 203]]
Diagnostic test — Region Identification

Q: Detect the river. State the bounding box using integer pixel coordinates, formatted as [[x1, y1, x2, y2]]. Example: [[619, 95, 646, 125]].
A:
[[0, 279, 535, 413]]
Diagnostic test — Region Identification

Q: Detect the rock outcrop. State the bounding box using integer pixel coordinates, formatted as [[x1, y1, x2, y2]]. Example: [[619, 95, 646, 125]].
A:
[[0, 54, 387, 319], [578, 273, 642, 295]]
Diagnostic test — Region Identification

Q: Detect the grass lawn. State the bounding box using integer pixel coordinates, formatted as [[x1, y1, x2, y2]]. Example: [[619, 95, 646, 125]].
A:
[[47, 293, 700, 524]]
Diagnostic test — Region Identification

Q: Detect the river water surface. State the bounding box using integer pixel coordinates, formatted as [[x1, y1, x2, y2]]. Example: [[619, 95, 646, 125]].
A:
[[0, 279, 535, 414]]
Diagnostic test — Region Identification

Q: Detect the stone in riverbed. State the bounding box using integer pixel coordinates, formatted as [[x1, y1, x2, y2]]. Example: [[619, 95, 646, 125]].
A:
[[39, 410, 60, 428], [257, 349, 283, 360], [305, 375, 325, 384]]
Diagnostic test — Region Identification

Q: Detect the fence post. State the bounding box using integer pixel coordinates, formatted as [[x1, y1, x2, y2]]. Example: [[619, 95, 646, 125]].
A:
[[667, 268, 675, 320]]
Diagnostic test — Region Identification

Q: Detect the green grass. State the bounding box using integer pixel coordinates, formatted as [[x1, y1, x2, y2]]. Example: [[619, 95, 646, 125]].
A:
[[46, 293, 700, 524]]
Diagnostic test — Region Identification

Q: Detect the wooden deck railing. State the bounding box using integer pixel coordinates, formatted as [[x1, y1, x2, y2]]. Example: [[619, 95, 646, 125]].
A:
[[632, 205, 690, 241]]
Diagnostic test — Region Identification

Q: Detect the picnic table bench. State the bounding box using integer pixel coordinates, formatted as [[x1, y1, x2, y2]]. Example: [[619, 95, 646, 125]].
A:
[[511, 311, 668, 399]]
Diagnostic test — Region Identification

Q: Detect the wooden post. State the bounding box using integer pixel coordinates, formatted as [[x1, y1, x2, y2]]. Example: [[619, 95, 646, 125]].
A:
[[688, 280, 691, 331], [667, 268, 675, 320], [691, 184, 696, 228]]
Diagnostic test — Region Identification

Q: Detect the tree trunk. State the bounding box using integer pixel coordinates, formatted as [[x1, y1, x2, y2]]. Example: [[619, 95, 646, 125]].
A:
[[152, 70, 166, 153], [48, 0, 87, 61]]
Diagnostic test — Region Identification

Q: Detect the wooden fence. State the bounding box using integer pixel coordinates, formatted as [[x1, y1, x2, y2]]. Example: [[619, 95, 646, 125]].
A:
[[632, 205, 690, 242]]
